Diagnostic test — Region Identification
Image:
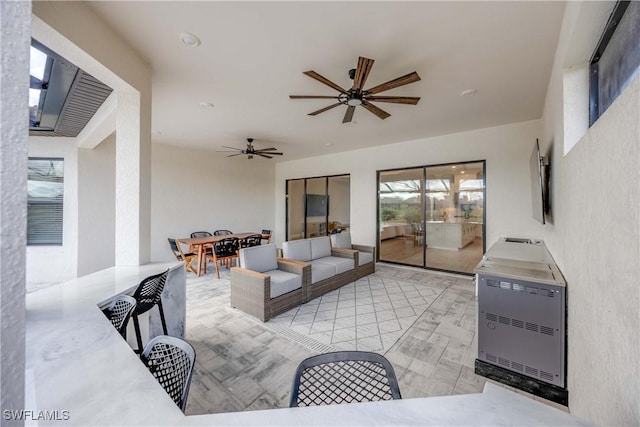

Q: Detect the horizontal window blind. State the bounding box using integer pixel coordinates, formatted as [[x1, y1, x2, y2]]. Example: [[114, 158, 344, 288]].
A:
[[27, 158, 63, 245]]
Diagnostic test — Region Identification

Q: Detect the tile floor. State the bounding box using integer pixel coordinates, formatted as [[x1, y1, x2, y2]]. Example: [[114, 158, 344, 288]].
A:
[[267, 273, 448, 353], [184, 263, 490, 416]]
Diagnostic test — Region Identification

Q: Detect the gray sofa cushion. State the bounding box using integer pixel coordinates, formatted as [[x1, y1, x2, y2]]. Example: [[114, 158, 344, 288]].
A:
[[331, 233, 373, 266], [358, 251, 374, 266], [282, 239, 311, 262], [330, 232, 352, 249], [315, 256, 354, 274], [265, 269, 301, 298], [240, 244, 278, 273], [309, 260, 335, 284], [310, 236, 332, 259]]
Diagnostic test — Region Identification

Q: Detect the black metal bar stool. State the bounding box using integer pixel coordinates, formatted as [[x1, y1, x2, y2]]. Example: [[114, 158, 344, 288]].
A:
[[101, 294, 137, 338], [131, 269, 169, 354]]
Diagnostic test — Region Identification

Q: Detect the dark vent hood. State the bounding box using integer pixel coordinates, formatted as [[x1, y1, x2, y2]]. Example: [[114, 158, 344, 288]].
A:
[[29, 40, 113, 138]]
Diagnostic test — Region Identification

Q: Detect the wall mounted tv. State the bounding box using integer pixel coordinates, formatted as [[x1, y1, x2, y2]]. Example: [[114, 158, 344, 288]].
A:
[[530, 138, 551, 224], [306, 194, 328, 217]]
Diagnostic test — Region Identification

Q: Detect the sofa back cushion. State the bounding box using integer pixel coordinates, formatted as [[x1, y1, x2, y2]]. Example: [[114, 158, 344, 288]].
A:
[[310, 236, 332, 259], [240, 244, 278, 273], [330, 232, 352, 249], [282, 239, 311, 262]]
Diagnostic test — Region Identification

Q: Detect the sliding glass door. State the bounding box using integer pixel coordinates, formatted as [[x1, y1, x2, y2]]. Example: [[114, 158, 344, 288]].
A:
[[378, 161, 485, 275], [378, 168, 424, 267]]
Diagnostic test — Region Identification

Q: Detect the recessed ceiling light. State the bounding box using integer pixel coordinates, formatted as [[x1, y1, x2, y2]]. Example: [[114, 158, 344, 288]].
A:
[[180, 32, 201, 47], [151, 130, 162, 135], [325, 142, 334, 146], [199, 102, 214, 108], [451, 166, 456, 169], [461, 89, 478, 97]]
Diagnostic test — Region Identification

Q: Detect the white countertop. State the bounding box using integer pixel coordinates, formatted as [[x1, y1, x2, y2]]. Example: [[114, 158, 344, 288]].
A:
[[24, 263, 588, 426], [474, 238, 566, 286]]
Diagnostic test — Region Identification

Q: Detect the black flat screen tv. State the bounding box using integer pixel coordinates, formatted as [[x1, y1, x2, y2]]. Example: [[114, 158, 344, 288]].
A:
[[306, 194, 328, 217], [530, 138, 551, 224]]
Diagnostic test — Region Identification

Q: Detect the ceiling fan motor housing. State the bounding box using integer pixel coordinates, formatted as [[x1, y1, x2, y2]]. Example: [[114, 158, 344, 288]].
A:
[[290, 56, 421, 123]]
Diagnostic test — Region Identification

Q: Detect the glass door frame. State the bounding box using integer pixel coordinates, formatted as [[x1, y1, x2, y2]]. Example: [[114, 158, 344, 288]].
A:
[[376, 160, 486, 276], [285, 173, 350, 241]]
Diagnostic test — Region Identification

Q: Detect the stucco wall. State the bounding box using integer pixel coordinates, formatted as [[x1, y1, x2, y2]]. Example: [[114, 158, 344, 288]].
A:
[[0, 0, 30, 420], [538, 2, 640, 424], [560, 75, 640, 426]]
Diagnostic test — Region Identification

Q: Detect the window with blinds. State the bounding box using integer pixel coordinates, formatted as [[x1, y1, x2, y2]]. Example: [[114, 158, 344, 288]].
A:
[[27, 158, 64, 245]]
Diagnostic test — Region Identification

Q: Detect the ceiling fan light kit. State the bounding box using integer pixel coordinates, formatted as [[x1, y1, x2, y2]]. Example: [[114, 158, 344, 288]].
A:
[[216, 138, 283, 160], [290, 56, 421, 123]]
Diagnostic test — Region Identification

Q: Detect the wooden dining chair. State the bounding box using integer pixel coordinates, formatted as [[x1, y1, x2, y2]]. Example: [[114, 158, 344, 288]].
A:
[[190, 231, 214, 259], [239, 234, 262, 249], [168, 238, 199, 274], [261, 229, 272, 244], [207, 237, 239, 278], [213, 229, 233, 236]]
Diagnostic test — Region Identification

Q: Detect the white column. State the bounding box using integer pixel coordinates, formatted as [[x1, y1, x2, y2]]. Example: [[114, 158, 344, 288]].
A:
[[0, 0, 30, 423], [115, 91, 151, 266]]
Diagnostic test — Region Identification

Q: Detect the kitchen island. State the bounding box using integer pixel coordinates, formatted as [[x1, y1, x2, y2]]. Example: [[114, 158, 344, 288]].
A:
[[21, 262, 590, 426], [426, 220, 479, 250]]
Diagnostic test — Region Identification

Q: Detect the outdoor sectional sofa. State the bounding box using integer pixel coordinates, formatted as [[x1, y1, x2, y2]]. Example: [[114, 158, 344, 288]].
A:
[[282, 236, 356, 302]]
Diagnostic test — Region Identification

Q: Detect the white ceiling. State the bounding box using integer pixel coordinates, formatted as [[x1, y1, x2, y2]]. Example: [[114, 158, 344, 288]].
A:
[[86, 1, 566, 162]]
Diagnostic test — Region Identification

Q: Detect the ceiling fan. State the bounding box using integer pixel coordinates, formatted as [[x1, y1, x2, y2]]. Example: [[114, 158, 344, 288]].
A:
[[290, 56, 421, 123], [217, 138, 283, 159]]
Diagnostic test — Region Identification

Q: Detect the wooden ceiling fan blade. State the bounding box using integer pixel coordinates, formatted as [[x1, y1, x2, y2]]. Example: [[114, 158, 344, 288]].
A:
[[267, 152, 283, 155], [255, 153, 273, 159], [342, 105, 356, 123], [352, 57, 375, 91], [303, 71, 348, 93], [255, 147, 278, 152], [367, 96, 420, 105], [290, 95, 339, 99], [220, 146, 242, 150], [366, 71, 421, 95], [362, 102, 391, 120], [308, 102, 342, 116], [227, 153, 244, 157]]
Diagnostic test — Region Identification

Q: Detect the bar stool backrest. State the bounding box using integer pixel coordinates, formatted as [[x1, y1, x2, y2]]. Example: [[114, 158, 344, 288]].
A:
[[140, 335, 196, 412], [289, 351, 402, 407], [132, 269, 169, 316], [102, 295, 137, 338]]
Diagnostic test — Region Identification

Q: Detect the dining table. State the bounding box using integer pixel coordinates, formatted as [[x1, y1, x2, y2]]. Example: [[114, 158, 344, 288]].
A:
[[177, 232, 266, 276]]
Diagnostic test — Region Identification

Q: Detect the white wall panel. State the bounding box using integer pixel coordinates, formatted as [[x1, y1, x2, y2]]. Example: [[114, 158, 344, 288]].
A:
[[77, 134, 116, 276], [150, 143, 276, 262]]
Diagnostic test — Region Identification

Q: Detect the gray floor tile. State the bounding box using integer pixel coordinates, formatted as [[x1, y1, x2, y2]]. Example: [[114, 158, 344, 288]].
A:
[[184, 264, 488, 417]]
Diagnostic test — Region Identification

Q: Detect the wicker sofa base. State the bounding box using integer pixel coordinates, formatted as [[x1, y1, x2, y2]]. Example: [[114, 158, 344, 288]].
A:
[[355, 261, 375, 280], [305, 268, 355, 302]]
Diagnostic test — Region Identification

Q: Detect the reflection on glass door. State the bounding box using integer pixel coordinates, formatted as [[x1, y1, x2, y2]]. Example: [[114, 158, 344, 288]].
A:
[[378, 162, 485, 275], [424, 163, 484, 273], [378, 168, 424, 267], [286, 175, 350, 241]]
